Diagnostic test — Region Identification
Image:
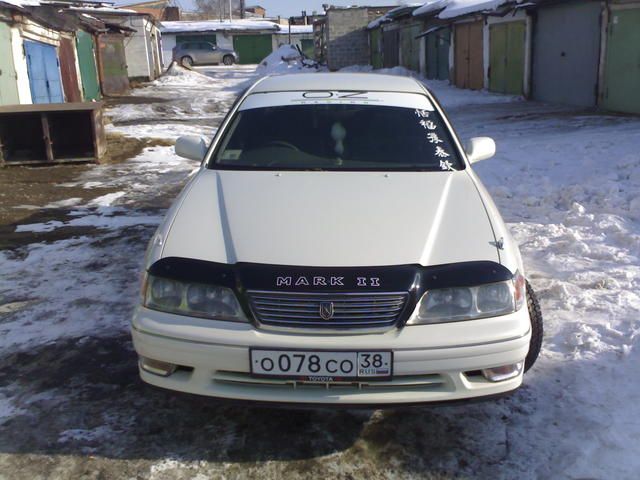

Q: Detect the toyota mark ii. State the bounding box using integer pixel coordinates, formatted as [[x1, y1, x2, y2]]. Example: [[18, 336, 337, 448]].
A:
[[130, 73, 544, 406]]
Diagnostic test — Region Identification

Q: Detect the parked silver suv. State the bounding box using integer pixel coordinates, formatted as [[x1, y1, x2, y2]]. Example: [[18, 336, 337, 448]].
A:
[[173, 42, 239, 67]]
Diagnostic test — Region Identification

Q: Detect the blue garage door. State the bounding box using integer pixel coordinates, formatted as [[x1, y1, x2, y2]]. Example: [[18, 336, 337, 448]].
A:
[[25, 40, 64, 104]]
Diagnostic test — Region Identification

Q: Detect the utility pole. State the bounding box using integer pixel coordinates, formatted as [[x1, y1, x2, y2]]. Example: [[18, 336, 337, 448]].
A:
[[289, 16, 292, 45], [229, 0, 232, 19]]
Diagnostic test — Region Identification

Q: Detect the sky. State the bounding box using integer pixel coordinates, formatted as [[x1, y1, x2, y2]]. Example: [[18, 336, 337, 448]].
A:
[[115, 0, 405, 19], [255, 0, 402, 17]]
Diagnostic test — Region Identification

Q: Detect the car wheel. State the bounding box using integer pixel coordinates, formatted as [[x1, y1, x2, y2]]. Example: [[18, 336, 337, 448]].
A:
[[223, 55, 234, 66], [524, 280, 543, 372], [181, 56, 193, 68]]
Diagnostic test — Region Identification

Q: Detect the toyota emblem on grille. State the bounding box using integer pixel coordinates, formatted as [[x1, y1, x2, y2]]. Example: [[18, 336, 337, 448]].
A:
[[319, 301, 334, 320]]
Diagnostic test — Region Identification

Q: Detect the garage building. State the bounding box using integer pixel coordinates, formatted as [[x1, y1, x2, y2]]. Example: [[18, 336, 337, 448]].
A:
[[160, 19, 280, 68], [530, 0, 602, 107]]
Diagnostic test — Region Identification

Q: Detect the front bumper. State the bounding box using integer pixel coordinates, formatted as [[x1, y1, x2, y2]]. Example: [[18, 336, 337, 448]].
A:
[[131, 306, 531, 405]]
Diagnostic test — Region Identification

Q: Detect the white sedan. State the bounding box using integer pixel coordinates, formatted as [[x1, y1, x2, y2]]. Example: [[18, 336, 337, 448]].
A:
[[131, 73, 543, 406]]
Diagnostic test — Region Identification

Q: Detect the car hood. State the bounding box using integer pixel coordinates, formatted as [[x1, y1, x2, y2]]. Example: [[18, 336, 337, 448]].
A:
[[161, 169, 500, 267]]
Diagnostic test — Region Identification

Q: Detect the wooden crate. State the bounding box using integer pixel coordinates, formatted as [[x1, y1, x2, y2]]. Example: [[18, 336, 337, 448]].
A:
[[0, 102, 106, 167]]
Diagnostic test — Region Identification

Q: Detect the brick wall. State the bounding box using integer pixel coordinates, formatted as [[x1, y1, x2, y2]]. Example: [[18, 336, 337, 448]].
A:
[[326, 8, 370, 71]]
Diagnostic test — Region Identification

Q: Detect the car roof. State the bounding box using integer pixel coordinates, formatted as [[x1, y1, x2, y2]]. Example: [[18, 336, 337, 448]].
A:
[[250, 73, 428, 95]]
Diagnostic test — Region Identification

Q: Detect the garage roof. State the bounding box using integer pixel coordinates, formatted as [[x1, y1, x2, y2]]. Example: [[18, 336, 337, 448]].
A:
[[160, 19, 280, 33], [251, 73, 427, 94]]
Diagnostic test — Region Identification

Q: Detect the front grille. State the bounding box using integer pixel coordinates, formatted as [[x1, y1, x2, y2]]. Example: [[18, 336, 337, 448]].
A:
[[247, 290, 409, 330], [213, 371, 449, 392]]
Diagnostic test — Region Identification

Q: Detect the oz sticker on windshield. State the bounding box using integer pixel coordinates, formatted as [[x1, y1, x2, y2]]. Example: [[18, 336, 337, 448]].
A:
[[239, 91, 434, 111]]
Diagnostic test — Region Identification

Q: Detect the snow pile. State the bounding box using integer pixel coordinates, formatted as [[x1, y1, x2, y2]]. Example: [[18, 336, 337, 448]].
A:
[[153, 62, 214, 86], [256, 45, 317, 76], [276, 25, 314, 35]]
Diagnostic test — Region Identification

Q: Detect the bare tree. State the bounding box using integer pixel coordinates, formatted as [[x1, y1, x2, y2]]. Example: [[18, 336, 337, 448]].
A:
[[194, 0, 243, 19]]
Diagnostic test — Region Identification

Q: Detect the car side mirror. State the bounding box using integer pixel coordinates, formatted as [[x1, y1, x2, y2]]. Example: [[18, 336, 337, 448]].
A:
[[465, 137, 496, 164], [175, 135, 207, 161]]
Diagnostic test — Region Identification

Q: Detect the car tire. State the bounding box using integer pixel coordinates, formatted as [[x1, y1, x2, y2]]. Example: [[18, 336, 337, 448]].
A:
[[181, 56, 193, 68], [223, 55, 235, 66], [524, 280, 543, 372]]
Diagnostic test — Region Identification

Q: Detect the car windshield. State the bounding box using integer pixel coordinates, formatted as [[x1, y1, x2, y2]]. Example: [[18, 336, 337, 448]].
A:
[[210, 91, 463, 171]]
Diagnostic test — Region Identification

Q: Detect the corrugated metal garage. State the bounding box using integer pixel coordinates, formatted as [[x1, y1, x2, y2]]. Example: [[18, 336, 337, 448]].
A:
[[59, 36, 82, 102], [454, 20, 484, 90], [24, 40, 64, 104], [370, 28, 383, 68], [489, 21, 526, 95], [601, 5, 640, 114], [531, 0, 601, 107], [399, 23, 421, 72], [383, 28, 399, 68], [425, 27, 450, 81], [76, 29, 101, 101], [233, 34, 272, 64], [0, 22, 20, 105], [97, 33, 129, 95]]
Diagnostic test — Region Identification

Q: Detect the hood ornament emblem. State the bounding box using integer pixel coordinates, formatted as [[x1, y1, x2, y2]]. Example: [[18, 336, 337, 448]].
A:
[[319, 301, 334, 320]]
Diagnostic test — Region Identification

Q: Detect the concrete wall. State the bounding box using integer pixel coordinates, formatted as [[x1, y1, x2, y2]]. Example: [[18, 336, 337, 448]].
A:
[[326, 8, 370, 71]]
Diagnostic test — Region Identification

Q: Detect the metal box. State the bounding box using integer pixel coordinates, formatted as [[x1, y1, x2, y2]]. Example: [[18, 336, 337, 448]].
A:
[[0, 102, 106, 166]]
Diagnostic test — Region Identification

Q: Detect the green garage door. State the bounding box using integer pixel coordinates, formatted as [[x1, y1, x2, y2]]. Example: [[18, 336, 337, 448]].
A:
[[301, 39, 314, 59], [76, 30, 101, 101], [370, 28, 383, 69], [400, 24, 421, 73], [489, 21, 526, 95], [426, 27, 450, 80], [602, 8, 640, 114], [233, 34, 273, 64]]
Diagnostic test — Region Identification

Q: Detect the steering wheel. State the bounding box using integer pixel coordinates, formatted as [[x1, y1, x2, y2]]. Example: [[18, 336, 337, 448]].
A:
[[264, 140, 300, 152]]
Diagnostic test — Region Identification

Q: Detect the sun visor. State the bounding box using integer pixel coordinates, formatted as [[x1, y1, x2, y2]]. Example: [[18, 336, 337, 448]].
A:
[[239, 90, 434, 111]]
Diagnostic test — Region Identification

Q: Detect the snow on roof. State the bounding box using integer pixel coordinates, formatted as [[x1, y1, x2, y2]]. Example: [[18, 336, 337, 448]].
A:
[[406, 0, 522, 21], [367, 3, 422, 29], [275, 24, 313, 35], [412, 0, 449, 17], [438, 0, 515, 19], [69, 5, 138, 13], [160, 19, 280, 33], [0, 0, 42, 8]]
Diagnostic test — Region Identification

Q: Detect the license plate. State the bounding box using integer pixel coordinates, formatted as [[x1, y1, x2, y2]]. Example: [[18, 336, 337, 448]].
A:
[[250, 349, 392, 381]]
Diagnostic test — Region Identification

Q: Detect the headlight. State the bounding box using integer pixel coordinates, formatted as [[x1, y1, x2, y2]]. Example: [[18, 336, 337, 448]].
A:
[[407, 272, 525, 325], [144, 274, 247, 322]]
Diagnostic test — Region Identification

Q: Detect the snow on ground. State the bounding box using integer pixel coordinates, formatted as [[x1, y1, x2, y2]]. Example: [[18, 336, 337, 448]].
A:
[[0, 67, 252, 352], [422, 69, 640, 478], [107, 64, 257, 140], [256, 45, 321, 76], [1, 63, 640, 479]]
